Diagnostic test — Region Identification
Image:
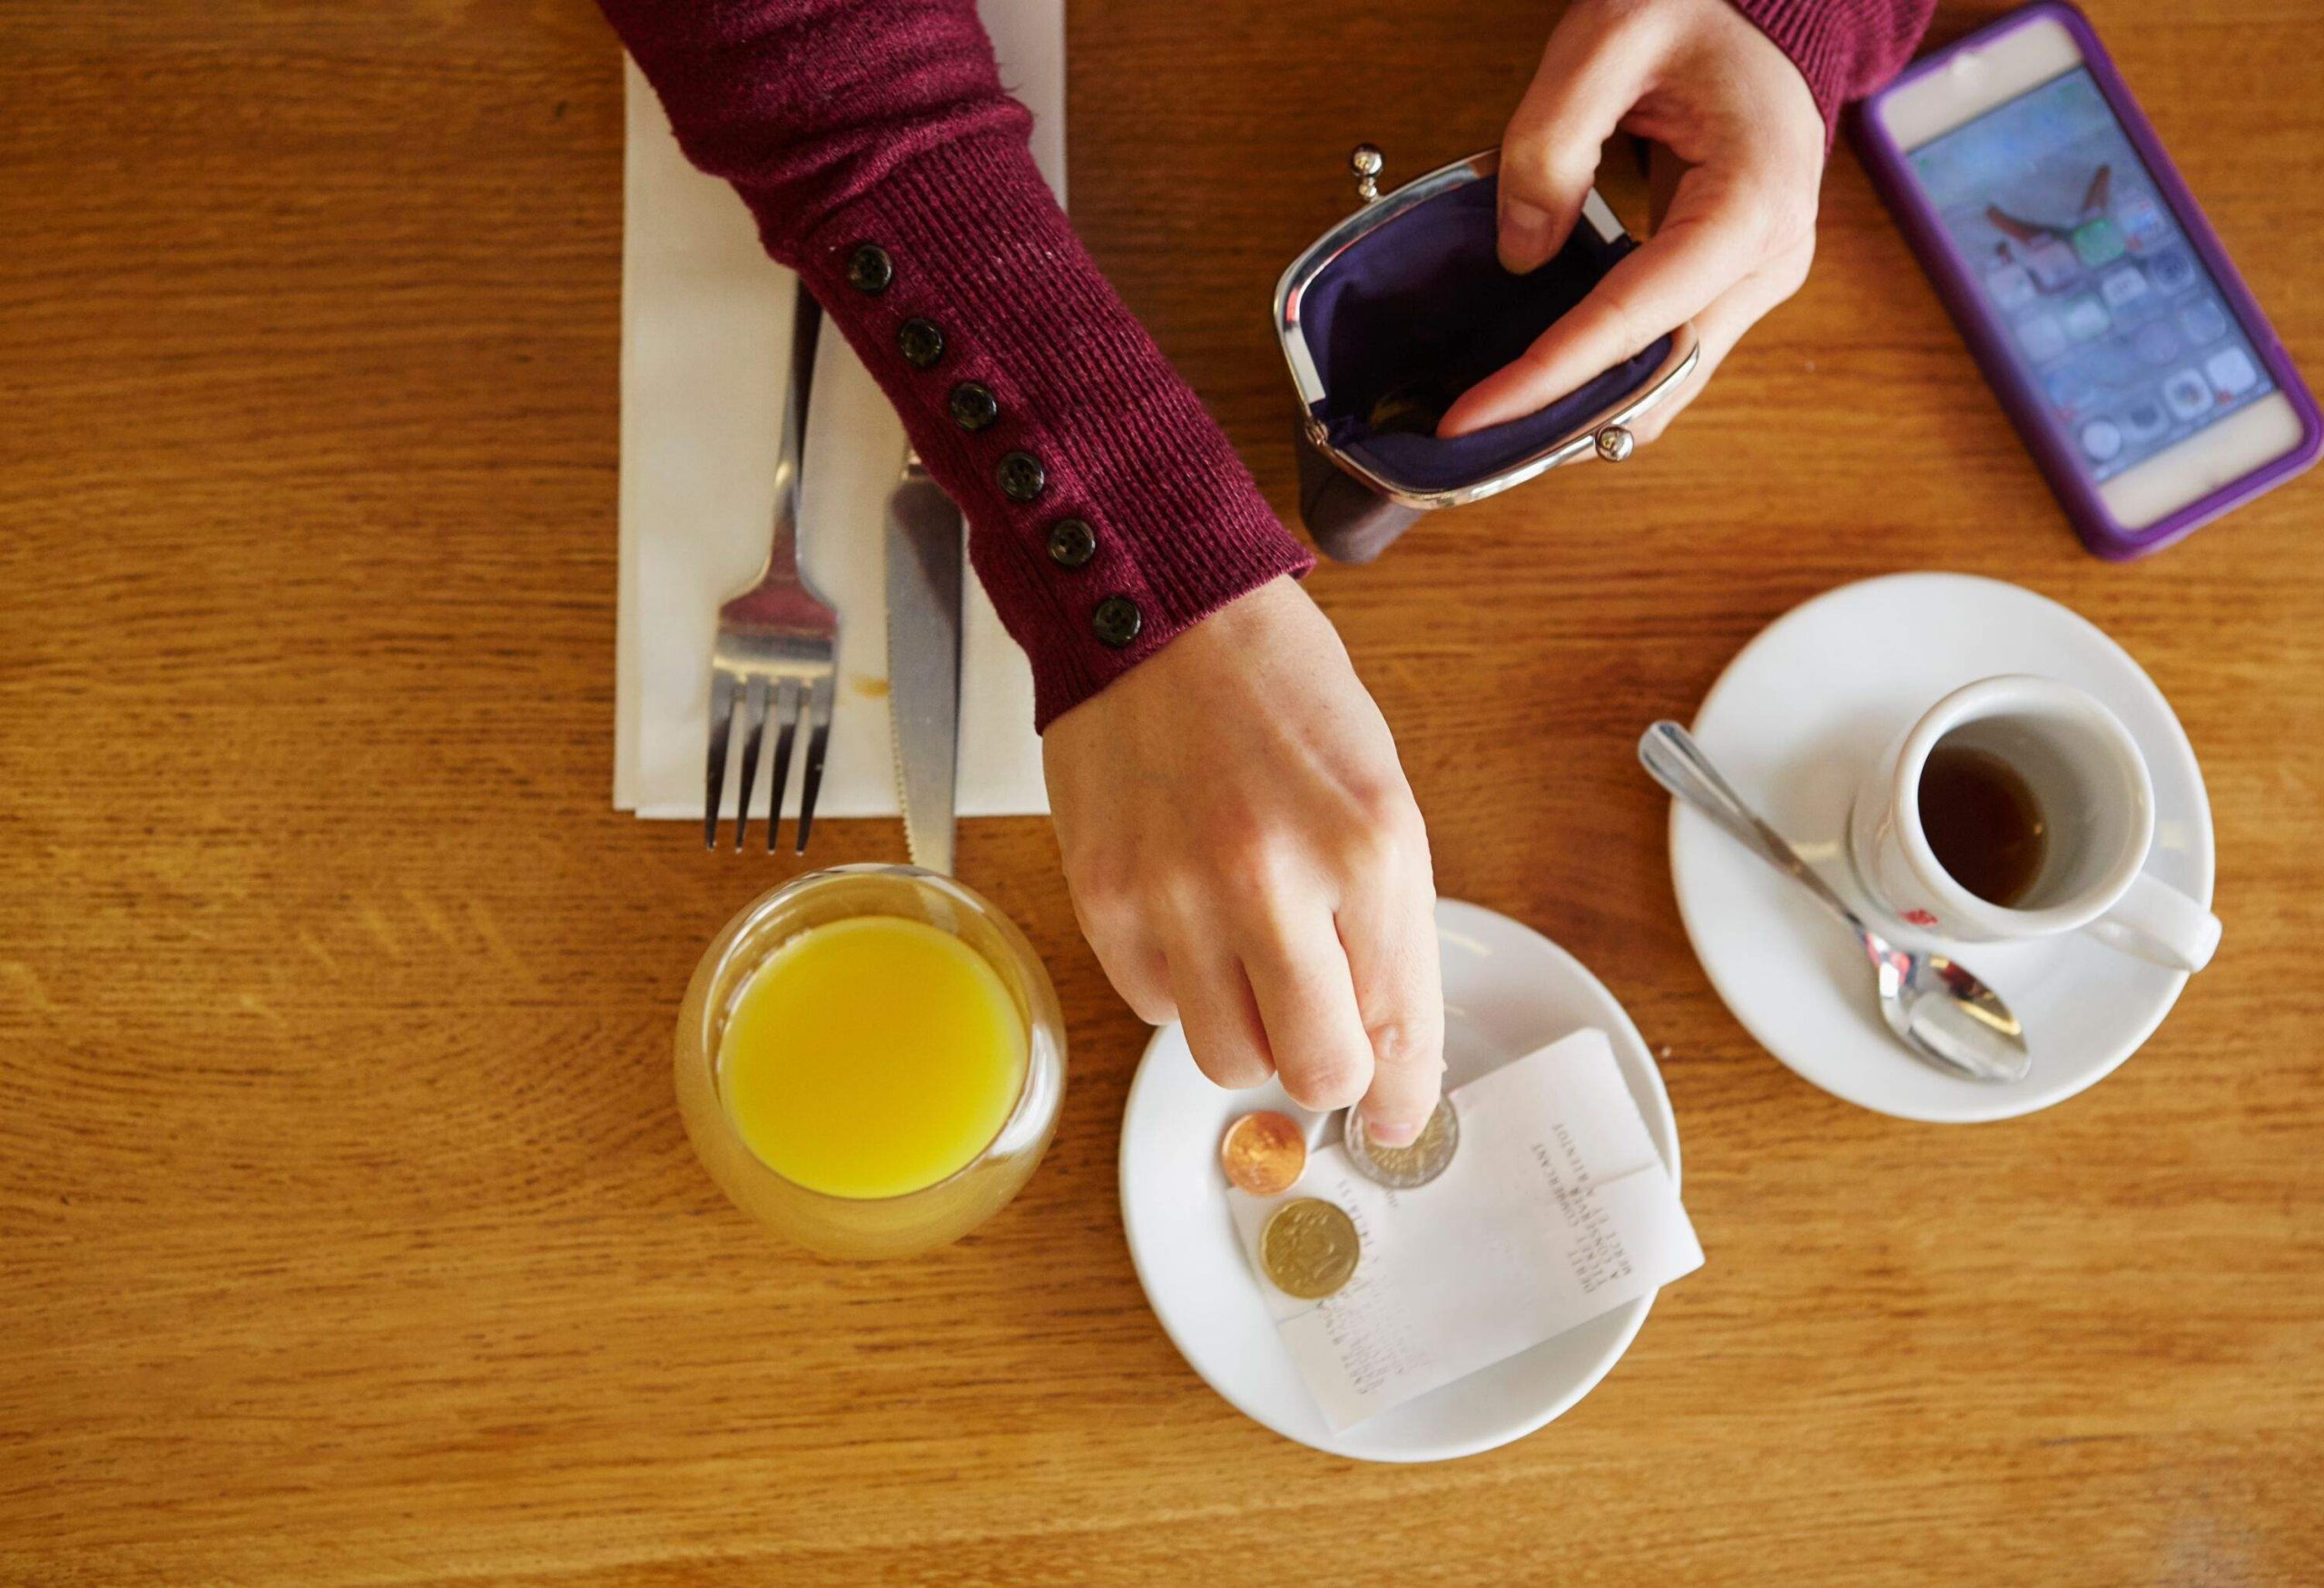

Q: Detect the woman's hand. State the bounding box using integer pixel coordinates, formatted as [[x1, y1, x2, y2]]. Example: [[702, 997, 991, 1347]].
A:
[[1439, 0, 1827, 441], [1044, 577, 1443, 1146]]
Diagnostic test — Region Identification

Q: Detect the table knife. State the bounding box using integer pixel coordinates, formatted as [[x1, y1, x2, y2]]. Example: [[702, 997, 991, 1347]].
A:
[[883, 450, 964, 874]]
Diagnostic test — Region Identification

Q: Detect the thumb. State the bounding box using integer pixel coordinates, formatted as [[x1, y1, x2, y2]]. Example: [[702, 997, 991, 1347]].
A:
[[1497, 5, 1657, 274]]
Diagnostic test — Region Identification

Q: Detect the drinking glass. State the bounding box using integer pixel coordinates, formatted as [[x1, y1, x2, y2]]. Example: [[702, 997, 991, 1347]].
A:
[[675, 864, 1066, 1258]]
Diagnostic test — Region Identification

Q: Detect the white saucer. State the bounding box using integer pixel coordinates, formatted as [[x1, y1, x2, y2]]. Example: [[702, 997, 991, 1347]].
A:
[[1118, 898, 1679, 1462], [1669, 572, 2214, 1123]]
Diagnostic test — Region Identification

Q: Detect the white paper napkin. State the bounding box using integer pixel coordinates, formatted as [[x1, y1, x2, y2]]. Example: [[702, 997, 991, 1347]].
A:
[[614, 2, 1064, 819], [1227, 1030, 1705, 1430]]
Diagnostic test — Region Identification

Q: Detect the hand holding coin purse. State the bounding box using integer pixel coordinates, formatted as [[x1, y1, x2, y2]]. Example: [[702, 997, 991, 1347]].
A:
[[1275, 147, 1701, 562]]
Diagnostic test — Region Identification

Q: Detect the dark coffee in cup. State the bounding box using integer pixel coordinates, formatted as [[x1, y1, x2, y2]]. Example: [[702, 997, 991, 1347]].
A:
[[1850, 675, 2219, 972], [1917, 741, 2048, 907]]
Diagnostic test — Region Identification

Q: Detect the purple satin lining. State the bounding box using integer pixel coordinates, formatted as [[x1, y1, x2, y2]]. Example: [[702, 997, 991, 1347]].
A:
[[1302, 174, 1672, 492]]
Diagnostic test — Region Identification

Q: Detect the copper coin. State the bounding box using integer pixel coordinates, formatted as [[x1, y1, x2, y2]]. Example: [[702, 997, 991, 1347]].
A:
[[1220, 1110, 1306, 1196], [1259, 1198, 1360, 1300]]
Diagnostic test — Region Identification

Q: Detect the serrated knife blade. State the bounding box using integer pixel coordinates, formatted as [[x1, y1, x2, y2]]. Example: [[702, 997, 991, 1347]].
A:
[[883, 451, 963, 874]]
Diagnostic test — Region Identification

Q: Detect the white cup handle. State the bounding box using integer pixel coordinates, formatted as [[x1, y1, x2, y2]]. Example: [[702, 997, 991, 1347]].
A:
[[2085, 872, 2221, 972]]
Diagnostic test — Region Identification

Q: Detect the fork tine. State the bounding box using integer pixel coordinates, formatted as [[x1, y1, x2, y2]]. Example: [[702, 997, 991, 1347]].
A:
[[793, 672, 836, 855], [732, 676, 771, 851], [764, 676, 802, 853], [704, 669, 737, 849]]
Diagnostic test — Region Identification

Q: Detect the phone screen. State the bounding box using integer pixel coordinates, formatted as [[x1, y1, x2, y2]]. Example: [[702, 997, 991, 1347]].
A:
[[1907, 67, 2274, 486]]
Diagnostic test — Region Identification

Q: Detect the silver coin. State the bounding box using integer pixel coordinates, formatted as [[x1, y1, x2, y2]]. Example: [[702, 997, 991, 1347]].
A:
[[1343, 1098, 1458, 1189]]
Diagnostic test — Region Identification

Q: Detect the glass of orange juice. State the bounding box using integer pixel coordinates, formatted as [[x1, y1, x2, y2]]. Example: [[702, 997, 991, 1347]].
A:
[[675, 864, 1066, 1258]]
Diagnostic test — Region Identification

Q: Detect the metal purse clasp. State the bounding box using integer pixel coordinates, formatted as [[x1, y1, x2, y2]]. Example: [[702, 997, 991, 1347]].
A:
[[1275, 144, 1701, 512]]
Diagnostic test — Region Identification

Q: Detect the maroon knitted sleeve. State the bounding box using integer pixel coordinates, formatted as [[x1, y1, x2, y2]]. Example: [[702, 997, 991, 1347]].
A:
[[1727, 0, 1939, 132], [601, 0, 1313, 731]]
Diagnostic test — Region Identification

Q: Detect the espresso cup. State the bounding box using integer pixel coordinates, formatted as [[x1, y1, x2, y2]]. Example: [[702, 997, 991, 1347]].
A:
[[1846, 676, 2220, 972]]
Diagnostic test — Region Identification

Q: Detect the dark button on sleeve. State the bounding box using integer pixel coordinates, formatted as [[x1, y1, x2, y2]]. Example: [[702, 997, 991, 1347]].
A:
[[844, 243, 894, 294], [997, 450, 1047, 503], [1091, 596, 1142, 649], [949, 381, 1000, 432], [898, 318, 945, 369], [1046, 518, 1098, 568]]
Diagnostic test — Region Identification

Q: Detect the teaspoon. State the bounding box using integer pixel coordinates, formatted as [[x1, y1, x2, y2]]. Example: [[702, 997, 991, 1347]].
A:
[[1640, 721, 2030, 1085]]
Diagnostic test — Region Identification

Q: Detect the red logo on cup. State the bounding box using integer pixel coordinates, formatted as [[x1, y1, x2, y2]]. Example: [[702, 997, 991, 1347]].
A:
[[1903, 908, 1939, 928]]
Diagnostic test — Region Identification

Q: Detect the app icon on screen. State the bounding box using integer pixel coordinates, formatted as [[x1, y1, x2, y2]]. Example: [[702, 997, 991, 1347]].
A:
[[2017, 314, 2069, 364], [2179, 300, 2228, 345], [2122, 398, 2170, 441], [2149, 245, 2197, 293], [2044, 366, 2093, 419], [2205, 347, 2259, 397], [2162, 368, 2215, 419], [2133, 321, 2180, 366], [2117, 192, 2170, 248], [2063, 295, 2112, 342], [2072, 219, 2125, 268], [2024, 237, 2082, 291], [2080, 419, 2124, 462], [1985, 263, 2036, 311], [2099, 266, 2149, 308]]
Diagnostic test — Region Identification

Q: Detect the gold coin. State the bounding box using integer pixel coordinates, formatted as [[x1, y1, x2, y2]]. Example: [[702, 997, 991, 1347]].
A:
[[1344, 1098, 1458, 1189], [1260, 1198, 1360, 1300], [1220, 1110, 1307, 1196]]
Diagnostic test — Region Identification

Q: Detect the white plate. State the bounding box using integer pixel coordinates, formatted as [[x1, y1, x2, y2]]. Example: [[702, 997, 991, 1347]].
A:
[[1669, 572, 2214, 1123], [1118, 898, 1680, 1462]]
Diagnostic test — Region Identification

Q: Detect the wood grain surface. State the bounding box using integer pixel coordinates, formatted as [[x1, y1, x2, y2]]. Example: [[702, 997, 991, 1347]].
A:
[[5, 1, 2321, 1582]]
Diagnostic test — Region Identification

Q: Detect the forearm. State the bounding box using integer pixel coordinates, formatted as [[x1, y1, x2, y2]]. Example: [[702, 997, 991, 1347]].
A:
[[1726, 0, 1939, 131], [603, 0, 1312, 729]]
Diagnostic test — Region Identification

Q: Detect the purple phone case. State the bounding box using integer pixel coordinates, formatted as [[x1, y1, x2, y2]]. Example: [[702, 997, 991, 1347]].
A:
[[1854, 0, 2320, 559]]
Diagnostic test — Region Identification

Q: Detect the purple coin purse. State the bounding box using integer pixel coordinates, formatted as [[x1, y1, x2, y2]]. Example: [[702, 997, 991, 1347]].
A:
[[1275, 147, 1700, 562]]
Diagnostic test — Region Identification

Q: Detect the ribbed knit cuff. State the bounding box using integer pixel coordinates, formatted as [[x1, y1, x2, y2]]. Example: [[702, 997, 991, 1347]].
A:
[[1728, 0, 1941, 143], [742, 133, 1313, 732], [1731, 0, 1849, 133]]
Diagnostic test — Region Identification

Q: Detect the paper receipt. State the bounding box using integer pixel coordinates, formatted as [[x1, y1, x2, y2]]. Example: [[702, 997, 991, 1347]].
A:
[[1226, 1029, 1703, 1430]]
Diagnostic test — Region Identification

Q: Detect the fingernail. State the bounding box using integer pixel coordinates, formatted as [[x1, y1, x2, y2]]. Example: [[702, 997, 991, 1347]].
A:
[[1500, 200, 1554, 274], [1366, 1114, 1423, 1148]]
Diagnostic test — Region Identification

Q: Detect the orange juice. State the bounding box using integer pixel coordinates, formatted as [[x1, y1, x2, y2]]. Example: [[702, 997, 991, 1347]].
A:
[[716, 915, 1028, 1199]]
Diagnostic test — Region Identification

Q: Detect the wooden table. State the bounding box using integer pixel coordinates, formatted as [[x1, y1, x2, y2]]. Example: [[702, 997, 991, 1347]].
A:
[[5, 1, 2320, 1581]]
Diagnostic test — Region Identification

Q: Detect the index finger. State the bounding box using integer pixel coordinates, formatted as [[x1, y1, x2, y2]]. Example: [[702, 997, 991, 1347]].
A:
[[1495, 2, 1657, 273], [1240, 912, 1375, 1115], [1339, 875, 1443, 1148], [1437, 184, 1756, 438]]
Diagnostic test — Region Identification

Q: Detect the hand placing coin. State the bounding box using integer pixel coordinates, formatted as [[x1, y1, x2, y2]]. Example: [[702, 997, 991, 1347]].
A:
[[1344, 1098, 1458, 1189], [1220, 1110, 1307, 1197]]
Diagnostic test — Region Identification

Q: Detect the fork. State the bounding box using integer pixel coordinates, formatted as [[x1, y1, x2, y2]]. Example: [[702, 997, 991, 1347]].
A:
[[704, 286, 840, 853]]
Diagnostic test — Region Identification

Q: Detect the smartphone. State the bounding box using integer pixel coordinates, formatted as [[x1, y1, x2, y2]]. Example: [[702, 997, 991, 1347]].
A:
[[1858, 2, 2319, 558]]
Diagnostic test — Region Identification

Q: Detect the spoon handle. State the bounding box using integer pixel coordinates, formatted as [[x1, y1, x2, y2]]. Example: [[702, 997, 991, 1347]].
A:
[[1639, 722, 1866, 932]]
